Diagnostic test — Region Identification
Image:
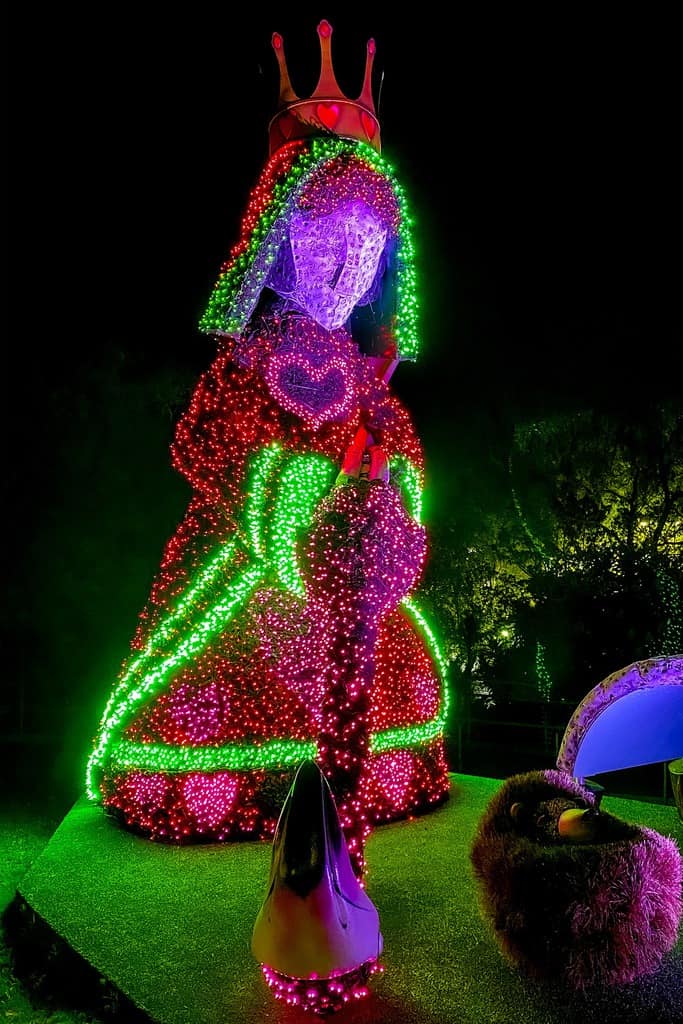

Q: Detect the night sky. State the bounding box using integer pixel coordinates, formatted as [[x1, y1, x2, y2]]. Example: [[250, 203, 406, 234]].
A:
[[6, 6, 683, 797], [13, 7, 682, 408]]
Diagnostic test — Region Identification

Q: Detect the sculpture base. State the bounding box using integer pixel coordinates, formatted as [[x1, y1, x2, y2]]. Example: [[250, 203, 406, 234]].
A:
[[7, 776, 682, 1024], [260, 958, 382, 1015]]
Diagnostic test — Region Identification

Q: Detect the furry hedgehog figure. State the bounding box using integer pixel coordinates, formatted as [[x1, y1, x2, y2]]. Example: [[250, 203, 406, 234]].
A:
[[470, 769, 682, 989]]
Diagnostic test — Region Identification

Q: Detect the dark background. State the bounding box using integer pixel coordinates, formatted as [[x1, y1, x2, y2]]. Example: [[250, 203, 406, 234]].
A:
[[5, 5, 682, 807]]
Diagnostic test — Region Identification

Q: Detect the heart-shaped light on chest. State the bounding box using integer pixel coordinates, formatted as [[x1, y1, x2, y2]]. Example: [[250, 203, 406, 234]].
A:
[[316, 102, 340, 130], [264, 352, 354, 427]]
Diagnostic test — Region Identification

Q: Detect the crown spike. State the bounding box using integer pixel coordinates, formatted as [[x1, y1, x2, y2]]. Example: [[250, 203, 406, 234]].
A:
[[272, 31, 299, 105], [357, 37, 376, 112], [312, 19, 344, 99]]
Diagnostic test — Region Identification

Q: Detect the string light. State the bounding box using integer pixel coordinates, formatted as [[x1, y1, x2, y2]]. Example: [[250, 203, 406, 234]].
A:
[[535, 640, 553, 702], [656, 569, 683, 656], [261, 958, 383, 1014]]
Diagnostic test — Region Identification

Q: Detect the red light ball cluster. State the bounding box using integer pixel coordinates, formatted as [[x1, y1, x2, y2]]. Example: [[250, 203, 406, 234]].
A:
[[261, 958, 383, 1015], [298, 153, 400, 233]]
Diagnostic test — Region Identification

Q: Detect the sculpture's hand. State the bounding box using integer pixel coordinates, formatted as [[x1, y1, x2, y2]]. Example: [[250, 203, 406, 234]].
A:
[[337, 428, 389, 485]]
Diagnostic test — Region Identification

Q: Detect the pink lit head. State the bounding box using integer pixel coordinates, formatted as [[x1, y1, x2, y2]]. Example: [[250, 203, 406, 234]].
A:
[[199, 144, 416, 358], [264, 154, 402, 334], [268, 199, 388, 330]]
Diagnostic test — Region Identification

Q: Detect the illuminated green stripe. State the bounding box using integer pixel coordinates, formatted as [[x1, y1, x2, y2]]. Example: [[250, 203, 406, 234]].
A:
[[401, 596, 450, 684], [369, 717, 445, 754], [110, 737, 317, 773], [245, 443, 283, 557], [108, 440, 280, 727], [107, 718, 444, 774], [86, 564, 264, 798], [389, 455, 424, 523], [271, 453, 337, 596], [369, 597, 451, 753], [96, 537, 239, 735]]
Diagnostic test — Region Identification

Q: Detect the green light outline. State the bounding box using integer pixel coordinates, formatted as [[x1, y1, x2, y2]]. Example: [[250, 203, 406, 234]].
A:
[[270, 453, 337, 597], [95, 537, 239, 739], [245, 442, 283, 557], [87, 449, 337, 798], [86, 564, 264, 798], [389, 455, 424, 523], [102, 596, 451, 776], [110, 737, 318, 772]]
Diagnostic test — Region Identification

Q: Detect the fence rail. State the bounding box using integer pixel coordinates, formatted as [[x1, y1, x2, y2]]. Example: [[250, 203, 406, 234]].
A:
[[448, 714, 674, 803]]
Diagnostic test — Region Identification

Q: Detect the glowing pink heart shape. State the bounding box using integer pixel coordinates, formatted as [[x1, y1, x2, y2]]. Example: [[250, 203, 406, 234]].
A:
[[316, 102, 340, 130], [183, 772, 238, 829], [373, 750, 414, 809], [265, 353, 353, 426]]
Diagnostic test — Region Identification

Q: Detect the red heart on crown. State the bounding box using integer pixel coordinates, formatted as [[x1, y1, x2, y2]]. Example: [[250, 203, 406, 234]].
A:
[[316, 102, 340, 130], [361, 111, 377, 139]]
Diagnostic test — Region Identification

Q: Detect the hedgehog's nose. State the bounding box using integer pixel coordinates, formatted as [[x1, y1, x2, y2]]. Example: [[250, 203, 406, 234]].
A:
[[558, 807, 599, 842]]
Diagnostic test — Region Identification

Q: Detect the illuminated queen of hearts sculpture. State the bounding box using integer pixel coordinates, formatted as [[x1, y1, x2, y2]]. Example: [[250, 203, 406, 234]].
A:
[[86, 20, 450, 875]]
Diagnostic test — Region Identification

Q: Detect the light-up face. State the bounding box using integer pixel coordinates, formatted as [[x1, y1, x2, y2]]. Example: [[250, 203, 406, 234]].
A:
[[268, 199, 387, 330]]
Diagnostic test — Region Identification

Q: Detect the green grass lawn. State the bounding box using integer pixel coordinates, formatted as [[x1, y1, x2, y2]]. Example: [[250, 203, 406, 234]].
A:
[[0, 800, 95, 1023], [2, 778, 682, 1024]]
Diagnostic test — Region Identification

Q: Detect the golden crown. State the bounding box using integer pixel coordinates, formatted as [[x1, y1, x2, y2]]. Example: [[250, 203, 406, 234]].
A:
[[269, 20, 380, 156]]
